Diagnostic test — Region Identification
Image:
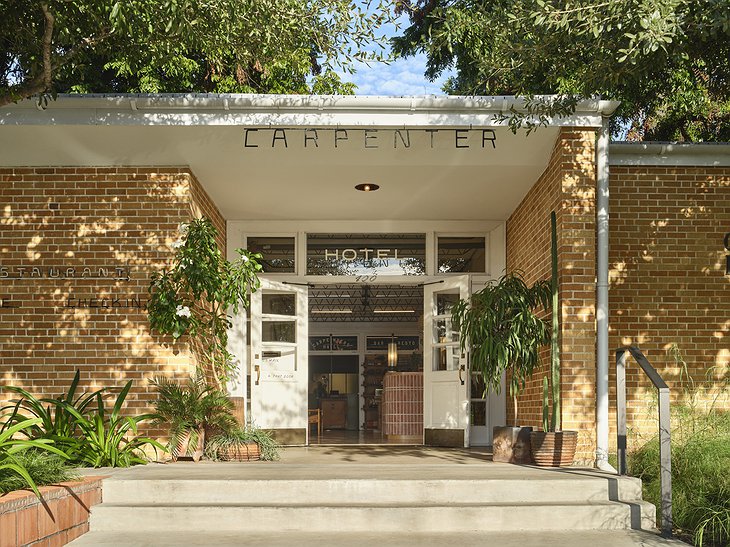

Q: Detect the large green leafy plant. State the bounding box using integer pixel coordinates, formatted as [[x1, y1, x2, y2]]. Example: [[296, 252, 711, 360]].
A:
[[3, 374, 163, 468], [147, 217, 262, 386], [452, 272, 551, 425]]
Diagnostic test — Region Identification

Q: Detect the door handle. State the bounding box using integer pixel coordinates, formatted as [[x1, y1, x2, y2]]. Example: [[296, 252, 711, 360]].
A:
[[254, 364, 260, 386], [458, 364, 465, 386]]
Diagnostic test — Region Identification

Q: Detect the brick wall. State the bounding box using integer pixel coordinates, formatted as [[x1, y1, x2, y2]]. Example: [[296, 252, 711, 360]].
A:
[[609, 165, 730, 448], [0, 167, 224, 437], [506, 128, 598, 464]]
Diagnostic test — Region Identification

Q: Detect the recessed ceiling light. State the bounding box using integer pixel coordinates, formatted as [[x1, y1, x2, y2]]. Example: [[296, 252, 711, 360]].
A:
[[355, 183, 380, 192], [373, 309, 415, 314]]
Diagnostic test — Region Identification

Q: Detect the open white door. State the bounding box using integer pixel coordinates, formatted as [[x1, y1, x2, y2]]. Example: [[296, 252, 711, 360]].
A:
[[423, 275, 471, 447], [250, 279, 308, 445]]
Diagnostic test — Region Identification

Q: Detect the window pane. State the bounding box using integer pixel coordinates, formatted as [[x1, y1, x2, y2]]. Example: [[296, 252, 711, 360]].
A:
[[470, 401, 487, 426], [262, 321, 295, 343], [471, 373, 486, 400], [433, 345, 460, 371], [306, 233, 426, 276], [438, 237, 486, 273], [263, 293, 296, 315], [436, 293, 459, 316], [435, 319, 459, 343], [247, 237, 295, 273]]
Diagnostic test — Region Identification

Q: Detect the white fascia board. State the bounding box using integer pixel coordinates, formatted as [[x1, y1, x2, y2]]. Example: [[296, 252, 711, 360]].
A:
[[610, 142, 730, 166], [0, 94, 620, 128]]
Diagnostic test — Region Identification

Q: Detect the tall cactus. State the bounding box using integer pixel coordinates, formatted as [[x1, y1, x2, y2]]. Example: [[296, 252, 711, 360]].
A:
[[550, 210, 561, 431]]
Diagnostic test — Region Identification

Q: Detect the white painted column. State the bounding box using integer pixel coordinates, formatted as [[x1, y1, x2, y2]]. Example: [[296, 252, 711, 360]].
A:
[[595, 117, 615, 472]]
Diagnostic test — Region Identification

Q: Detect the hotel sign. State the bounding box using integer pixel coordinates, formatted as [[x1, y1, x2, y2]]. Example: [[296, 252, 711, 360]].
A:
[[243, 128, 497, 150], [725, 233, 730, 275]]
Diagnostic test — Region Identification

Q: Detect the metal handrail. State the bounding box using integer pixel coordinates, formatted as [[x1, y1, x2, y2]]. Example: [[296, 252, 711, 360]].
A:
[[616, 346, 672, 538]]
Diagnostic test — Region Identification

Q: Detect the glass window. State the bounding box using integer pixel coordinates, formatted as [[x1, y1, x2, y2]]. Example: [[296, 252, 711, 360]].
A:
[[438, 236, 486, 273], [470, 401, 487, 426], [262, 293, 296, 315], [306, 233, 426, 276], [436, 293, 459, 316], [262, 321, 295, 343], [247, 236, 295, 273]]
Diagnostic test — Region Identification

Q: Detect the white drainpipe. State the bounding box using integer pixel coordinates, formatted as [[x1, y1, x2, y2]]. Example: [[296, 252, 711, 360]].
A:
[[595, 116, 616, 472]]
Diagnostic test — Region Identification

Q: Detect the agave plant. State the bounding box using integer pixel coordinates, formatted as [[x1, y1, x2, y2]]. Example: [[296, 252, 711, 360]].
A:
[[0, 417, 70, 497], [151, 374, 237, 462]]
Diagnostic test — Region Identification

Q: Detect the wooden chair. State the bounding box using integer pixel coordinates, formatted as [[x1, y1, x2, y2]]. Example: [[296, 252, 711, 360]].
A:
[[308, 409, 321, 438]]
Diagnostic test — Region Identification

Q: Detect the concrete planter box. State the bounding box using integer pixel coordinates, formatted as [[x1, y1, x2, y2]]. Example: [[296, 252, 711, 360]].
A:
[[0, 476, 103, 547], [492, 426, 533, 464]]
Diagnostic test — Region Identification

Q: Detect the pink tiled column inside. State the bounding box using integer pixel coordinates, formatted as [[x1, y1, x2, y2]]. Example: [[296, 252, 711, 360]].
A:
[[382, 372, 423, 438]]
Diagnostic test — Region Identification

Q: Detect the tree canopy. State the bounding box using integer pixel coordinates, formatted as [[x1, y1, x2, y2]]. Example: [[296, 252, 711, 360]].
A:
[[394, 0, 730, 141], [1, 0, 394, 106]]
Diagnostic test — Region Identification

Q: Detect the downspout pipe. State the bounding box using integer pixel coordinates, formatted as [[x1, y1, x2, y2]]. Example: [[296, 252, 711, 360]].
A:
[[596, 116, 616, 473]]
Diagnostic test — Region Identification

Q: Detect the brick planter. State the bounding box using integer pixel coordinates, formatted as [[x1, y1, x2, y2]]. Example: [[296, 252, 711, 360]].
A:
[[0, 476, 103, 547]]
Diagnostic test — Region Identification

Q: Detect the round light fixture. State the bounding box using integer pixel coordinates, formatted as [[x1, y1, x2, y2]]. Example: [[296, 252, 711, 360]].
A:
[[355, 183, 380, 192]]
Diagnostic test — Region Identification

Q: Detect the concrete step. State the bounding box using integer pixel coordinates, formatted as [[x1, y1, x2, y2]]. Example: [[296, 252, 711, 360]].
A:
[[70, 530, 690, 547], [89, 500, 656, 533], [101, 476, 645, 505]]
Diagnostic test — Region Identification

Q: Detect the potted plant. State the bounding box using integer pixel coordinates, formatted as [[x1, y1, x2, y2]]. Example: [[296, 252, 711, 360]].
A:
[[205, 423, 280, 462], [151, 374, 237, 462], [453, 271, 551, 463], [530, 212, 578, 467]]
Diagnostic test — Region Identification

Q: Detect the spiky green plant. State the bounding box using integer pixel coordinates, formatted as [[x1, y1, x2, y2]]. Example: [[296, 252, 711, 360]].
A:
[[61, 382, 163, 467], [1, 370, 105, 455], [151, 374, 237, 461], [452, 271, 551, 425]]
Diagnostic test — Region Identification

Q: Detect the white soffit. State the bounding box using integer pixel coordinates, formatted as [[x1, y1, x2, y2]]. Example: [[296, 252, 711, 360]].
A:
[[0, 94, 615, 221]]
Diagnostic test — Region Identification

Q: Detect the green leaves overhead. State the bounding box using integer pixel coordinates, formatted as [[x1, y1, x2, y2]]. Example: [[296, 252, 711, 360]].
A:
[[1, 0, 396, 104], [394, 0, 730, 140]]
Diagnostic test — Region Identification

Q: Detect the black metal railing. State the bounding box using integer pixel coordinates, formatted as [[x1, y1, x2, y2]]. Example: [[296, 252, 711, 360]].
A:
[[616, 346, 672, 538]]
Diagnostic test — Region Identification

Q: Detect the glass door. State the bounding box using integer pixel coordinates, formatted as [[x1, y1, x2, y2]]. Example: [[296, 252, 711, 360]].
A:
[[250, 279, 308, 444], [423, 275, 470, 447]]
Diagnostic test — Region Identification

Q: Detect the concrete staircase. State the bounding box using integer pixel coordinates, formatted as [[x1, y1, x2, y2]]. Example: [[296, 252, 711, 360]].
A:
[[70, 462, 661, 541]]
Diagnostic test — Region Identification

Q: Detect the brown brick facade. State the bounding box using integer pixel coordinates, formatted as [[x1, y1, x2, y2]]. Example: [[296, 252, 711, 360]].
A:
[[506, 128, 599, 465], [609, 165, 730, 447], [0, 167, 224, 437]]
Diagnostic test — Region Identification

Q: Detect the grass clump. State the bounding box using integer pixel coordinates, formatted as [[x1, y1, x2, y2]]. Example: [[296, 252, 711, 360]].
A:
[[0, 449, 79, 494]]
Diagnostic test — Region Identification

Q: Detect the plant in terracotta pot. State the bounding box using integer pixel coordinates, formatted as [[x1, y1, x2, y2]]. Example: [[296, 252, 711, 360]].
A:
[[151, 374, 237, 462], [453, 271, 551, 463], [205, 423, 280, 462], [530, 211, 579, 467]]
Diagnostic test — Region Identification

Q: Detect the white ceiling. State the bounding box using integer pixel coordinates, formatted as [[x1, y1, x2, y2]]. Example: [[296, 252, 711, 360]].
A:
[[0, 124, 559, 221]]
